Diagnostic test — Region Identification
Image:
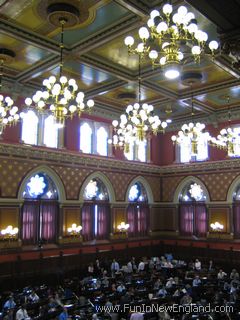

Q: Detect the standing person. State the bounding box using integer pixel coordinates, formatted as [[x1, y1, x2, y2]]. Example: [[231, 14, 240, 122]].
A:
[[111, 259, 120, 276]]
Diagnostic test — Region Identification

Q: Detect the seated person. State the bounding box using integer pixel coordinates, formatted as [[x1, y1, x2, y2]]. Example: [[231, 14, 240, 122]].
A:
[[192, 275, 201, 287], [157, 286, 167, 298], [3, 296, 16, 310], [16, 305, 29, 320], [28, 290, 40, 303], [217, 269, 227, 280], [180, 293, 192, 305], [194, 259, 201, 271], [166, 277, 175, 289]]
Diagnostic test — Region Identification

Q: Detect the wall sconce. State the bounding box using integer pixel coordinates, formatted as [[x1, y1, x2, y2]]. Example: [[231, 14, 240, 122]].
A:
[[1, 225, 18, 239], [117, 222, 130, 232], [210, 222, 224, 232], [67, 223, 82, 236]]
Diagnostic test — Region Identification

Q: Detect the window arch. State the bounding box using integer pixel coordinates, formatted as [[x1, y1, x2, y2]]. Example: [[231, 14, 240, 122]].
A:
[[21, 110, 39, 145], [80, 122, 93, 154], [178, 179, 208, 237], [127, 181, 149, 237], [81, 178, 110, 241], [79, 120, 110, 156], [178, 136, 209, 163], [43, 115, 58, 148], [124, 139, 148, 162], [20, 172, 59, 245], [97, 126, 108, 156], [21, 111, 62, 148]]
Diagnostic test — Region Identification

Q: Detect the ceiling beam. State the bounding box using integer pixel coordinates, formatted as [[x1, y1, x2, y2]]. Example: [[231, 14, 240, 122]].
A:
[[16, 55, 60, 82], [80, 54, 135, 81], [143, 80, 179, 100], [0, 19, 61, 54], [85, 79, 126, 98], [113, 0, 150, 17]]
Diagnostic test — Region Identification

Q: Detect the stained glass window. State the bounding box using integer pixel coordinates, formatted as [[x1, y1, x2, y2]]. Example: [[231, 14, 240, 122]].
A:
[[128, 182, 148, 202], [180, 181, 206, 202], [21, 110, 39, 145], [23, 173, 58, 199], [83, 178, 109, 201]]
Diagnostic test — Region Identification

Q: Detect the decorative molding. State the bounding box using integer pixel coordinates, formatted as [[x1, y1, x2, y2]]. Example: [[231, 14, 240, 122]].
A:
[[2, 143, 240, 176], [0, 18, 61, 54]]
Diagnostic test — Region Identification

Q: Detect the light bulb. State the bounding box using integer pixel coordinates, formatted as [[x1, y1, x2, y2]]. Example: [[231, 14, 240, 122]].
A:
[[139, 27, 149, 39], [124, 36, 134, 46], [162, 3, 173, 15], [209, 40, 218, 51], [149, 50, 158, 60], [150, 9, 160, 19]]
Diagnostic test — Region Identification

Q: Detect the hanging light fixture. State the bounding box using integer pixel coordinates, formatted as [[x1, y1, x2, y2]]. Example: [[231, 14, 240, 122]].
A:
[[171, 93, 211, 155], [124, 3, 219, 79], [109, 58, 167, 152], [25, 3, 94, 128], [0, 48, 20, 134], [210, 96, 240, 156]]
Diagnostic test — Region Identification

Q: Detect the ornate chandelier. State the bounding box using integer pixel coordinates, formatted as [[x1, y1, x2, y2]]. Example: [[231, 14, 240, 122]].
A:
[[171, 96, 210, 155], [109, 60, 167, 152], [171, 122, 210, 155], [124, 3, 219, 79], [25, 4, 94, 128], [209, 97, 240, 156], [0, 49, 20, 134]]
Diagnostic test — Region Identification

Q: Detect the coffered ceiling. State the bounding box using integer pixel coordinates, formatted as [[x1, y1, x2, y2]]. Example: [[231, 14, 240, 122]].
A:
[[0, 0, 240, 126]]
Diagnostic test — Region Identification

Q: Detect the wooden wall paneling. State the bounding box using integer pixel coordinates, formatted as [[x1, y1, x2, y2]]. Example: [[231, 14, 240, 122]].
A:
[[62, 207, 81, 236]]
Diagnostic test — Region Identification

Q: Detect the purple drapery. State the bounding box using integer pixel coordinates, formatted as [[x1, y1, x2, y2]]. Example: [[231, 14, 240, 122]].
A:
[[138, 205, 149, 236], [179, 204, 194, 235], [21, 202, 38, 245], [41, 202, 58, 242], [233, 202, 240, 236], [82, 204, 93, 241], [96, 203, 109, 239], [127, 203, 149, 237], [127, 204, 136, 236], [195, 204, 207, 236]]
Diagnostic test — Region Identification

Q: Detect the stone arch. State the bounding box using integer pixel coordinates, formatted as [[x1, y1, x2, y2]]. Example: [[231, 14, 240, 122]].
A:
[[125, 176, 154, 204], [79, 171, 115, 203], [173, 176, 210, 203], [18, 165, 66, 201]]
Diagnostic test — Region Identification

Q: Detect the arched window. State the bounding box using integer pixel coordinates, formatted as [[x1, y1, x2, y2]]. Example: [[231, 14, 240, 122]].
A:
[[233, 183, 240, 237], [81, 178, 110, 241], [80, 122, 93, 154], [21, 110, 39, 145], [127, 182, 149, 237], [43, 115, 58, 148], [179, 136, 208, 163], [179, 181, 207, 237], [124, 139, 148, 162], [97, 126, 108, 156], [21, 172, 59, 245], [79, 121, 110, 156]]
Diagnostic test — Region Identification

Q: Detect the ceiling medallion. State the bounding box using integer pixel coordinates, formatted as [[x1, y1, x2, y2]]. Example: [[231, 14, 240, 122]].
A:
[[47, 3, 80, 27], [181, 72, 203, 86]]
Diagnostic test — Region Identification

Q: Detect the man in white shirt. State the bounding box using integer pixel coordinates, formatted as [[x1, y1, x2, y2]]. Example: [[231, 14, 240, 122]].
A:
[[217, 269, 227, 280], [16, 305, 30, 320], [111, 259, 120, 276], [138, 260, 145, 271]]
